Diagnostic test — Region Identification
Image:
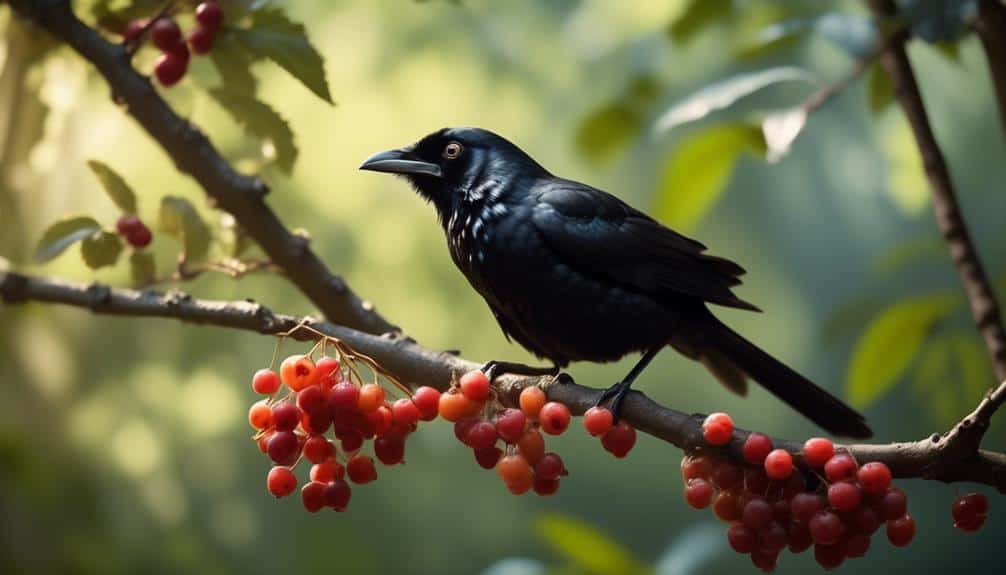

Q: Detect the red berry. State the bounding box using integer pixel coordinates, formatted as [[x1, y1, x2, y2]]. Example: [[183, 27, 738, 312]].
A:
[[684, 478, 714, 509], [346, 454, 377, 484], [517, 429, 545, 464], [808, 510, 844, 545], [713, 490, 743, 522], [814, 542, 845, 570], [742, 497, 773, 530], [802, 437, 834, 468], [727, 523, 757, 553], [115, 215, 141, 236], [791, 492, 825, 525], [845, 533, 871, 558], [955, 514, 987, 533], [828, 481, 862, 512], [248, 400, 272, 430], [702, 412, 734, 446], [582, 406, 614, 436], [742, 432, 773, 464], [368, 404, 393, 436], [533, 476, 560, 496], [534, 452, 566, 481], [310, 460, 343, 483], [126, 223, 152, 248], [323, 479, 352, 510], [271, 402, 301, 432], [315, 356, 340, 379], [374, 435, 405, 465], [495, 408, 528, 443], [302, 435, 334, 464], [750, 548, 779, 572], [438, 391, 474, 422], [466, 421, 499, 450], [857, 461, 892, 494], [252, 369, 281, 395], [195, 1, 224, 33], [519, 386, 547, 420], [357, 384, 385, 413], [122, 19, 147, 44], [952, 493, 989, 532], [151, 18, 181, 51], [474, 446, 503, 469], [539, 402, 572, 435], [600, 421, 636, 458], [328, 382, 360, 412], [266, 466, 297, 498], [301, 481, 326, 512], [411, 386, 441, 421], [280, 355, 318, 392], [788, 523, 813, 554], [764, 449, 793, 480], [267, 431, 300, 466], [454, 419, 478, 446], [297, 385, 327, 413], [854, 504, 882, 534], [340, 430, 364, 453], [823, 453, 858, 483], [886, 513, 916, 547], [710, 460, 743, 490], [758, 521, 788, 553], [153, 52, 186, 86], [743, 467, 770, 495], [877, 487, 908, 521], [680, 454, 713, 481], [459, 370, 491, 402], [391, 398, 421, 427], [188, 26, 215, 55], [497, 454, 534, 495]]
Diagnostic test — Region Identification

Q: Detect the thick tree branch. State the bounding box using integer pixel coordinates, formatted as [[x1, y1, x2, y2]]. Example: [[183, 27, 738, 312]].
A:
[[4, 271, 1006, 491], [867, 2, 1006, 402], [5, 0, 395, 335], [975, 0, 1006, 137]]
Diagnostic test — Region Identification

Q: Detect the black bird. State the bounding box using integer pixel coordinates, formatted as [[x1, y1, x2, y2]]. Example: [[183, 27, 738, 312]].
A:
[[360, 127, 871, 438]]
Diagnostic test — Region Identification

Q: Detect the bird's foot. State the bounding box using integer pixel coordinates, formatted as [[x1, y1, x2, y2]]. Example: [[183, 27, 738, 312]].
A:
[[480, 360, 559, 382], [595, 380, 633, 422]]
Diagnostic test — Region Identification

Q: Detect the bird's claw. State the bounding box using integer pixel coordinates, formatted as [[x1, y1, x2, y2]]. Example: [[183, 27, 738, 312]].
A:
[[595, 380, 632, 423]]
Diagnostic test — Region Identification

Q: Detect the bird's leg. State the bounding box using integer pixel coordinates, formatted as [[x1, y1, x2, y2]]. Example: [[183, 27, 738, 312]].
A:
[[481, 360, 560, 382], [596, 346, 662, 421]]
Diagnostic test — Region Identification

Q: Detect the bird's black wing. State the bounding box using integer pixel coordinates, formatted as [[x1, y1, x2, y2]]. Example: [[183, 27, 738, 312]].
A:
[[529, 179, 759, 311]]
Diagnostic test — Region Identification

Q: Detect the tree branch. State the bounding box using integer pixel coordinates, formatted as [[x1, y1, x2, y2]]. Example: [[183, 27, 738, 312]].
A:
[[975, 0, 1006, 137], [5, 0, 396, 335], [4, 270, 1005, 491], [866, 0, 1006, 434]]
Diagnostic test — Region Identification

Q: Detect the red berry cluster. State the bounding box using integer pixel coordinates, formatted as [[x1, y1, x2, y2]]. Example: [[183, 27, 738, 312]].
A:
[[123, 2, 224, 87], [952, 492, 989, 532], [115, 214, 152, 248], [442, 372, 638, 495], [249, 353, 433, 512], [685, 414, 916, 572]]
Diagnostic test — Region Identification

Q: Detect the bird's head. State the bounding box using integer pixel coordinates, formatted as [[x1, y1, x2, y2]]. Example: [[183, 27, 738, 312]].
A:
[[359, 127, 547, 218]]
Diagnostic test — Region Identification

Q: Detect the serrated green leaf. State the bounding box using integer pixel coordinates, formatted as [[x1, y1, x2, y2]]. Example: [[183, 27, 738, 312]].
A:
[[86, 160, 137, 214], [866, 63, 893, 115], [847, 293, 961, 408], [653, 123, 765, 232], [159, 196, 212, 262], [654, 67, 814, 134], [668, 0, 733, 43], [80, 230, 123, 269], [574, 103, 640, 164], [209, 30, 259, 95], [207, 88, 297, 173], [129, 251, 157, 287], [233, 8, 333, 104], [34, 215, 102, 263], [536, 514, 649, 575]]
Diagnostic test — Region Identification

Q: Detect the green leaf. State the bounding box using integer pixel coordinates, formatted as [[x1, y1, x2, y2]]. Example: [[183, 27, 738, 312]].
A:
[[129, 251, 156, 287], [159, 196, 212, 262], [536, 514, 649, 575], [881, 116, 930, 215], [80, 230, 123, 269], [866, 62, 893, 115], [951, 332, 995, 404], [574, 103, 640, 164], [847, 293, 961, 408], [207, 88, 298, 173], [654, 67, 814, 134], [652, 123, 765, 232], [34, 215, 102, 263], [233, 8, 333, 104], [86, 160, 137, 214], [209, 30, 259, 95], [911, 333, 958, 425], [667, 0, 733, 43]]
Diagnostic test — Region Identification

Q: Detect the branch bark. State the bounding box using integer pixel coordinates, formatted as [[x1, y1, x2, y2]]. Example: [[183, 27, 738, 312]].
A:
[[4, 271, 1006, 491], [867, 1, 1006, 391], [5, 0, 395, 335], [975, 0, 1006, 137]]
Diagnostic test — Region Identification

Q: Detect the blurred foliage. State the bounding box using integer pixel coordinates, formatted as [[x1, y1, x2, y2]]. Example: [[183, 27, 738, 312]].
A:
[[3, 0, 1006, 574]]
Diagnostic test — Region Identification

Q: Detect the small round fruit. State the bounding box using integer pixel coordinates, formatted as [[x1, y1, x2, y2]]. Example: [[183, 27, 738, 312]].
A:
[[518, 386, 547, 419], [459, 370, 491, 402], [823, 453, 858, 483], [680, 454, 713, 482], [474, 446, 503, 470], [248, 400, 272, 430], [310, 460, 343, 483], [582, 406, 614, 436], [122, 19, 147, 44], [702, 412, 734, 446], [539, 402, 571, 435], [412, 386, 441, 420], [878, 487, 908, 521], [328, 382, 360, 412], [466, 421, 499, 450], [356, 383, 385, 412], [808, 510, 844, 546], [497, 454, 533, 494], [763, 448, 793, 479], [116, 215, 142, 236], [713, 490, 743, 522], [301, 481, 326, 512], [857, 461, 892, 494], [252, 369, 281, 395], [151, 18, 182, 51], [323, 479, 352, 510], [684, 478, 714, 509], [153, 52, 187, 86], [392, 398, 421, 427], [266, 466, 297, 498], [438, 391, 474, 422], [271, 402, 302, 432], [346, 454, 377, 484], [710, 460, 743, 490], [802, 437, 834, 468], [188, 26, 215, 55], [827, 481, 862, 512], [952, 493, 989, 532], [741, 497, 773, 530], [742, 432, 773, 464], [195, 1, 224, 33], [302, 435, 334, 464], [533, 476, 560, 497], [600, 421, 636, 458], [374, 436, 406, 466], [814, 542, 845, 570], [267, 431, 300, 466], [727, 523, 757, 553], [280, 354, 318, 391], [534, 452, 566, 481], [517, 429, 545, 464], [127, 224, 152, 248], [845, 533, 871, 558], [886, 513, 916, 547], [495, 408, 528, 443], [790, 492, 825, 525]]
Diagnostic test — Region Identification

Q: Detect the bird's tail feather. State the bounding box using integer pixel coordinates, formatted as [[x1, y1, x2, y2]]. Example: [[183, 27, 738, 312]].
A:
[[697, 316, 872, 439]]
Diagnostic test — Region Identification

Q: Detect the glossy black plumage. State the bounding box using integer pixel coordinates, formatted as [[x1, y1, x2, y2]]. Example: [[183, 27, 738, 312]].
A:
[[361, 127, 871, 438]]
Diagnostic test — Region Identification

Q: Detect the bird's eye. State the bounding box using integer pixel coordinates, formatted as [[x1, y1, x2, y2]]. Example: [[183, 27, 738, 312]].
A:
[[443, 141, 463, 159]]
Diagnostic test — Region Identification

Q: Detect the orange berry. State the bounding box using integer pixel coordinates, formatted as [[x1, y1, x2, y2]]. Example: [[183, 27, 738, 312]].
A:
[[356, 383, 386, 413], [517, 428, 546, 464], [279, 354, 318, 391], [248, 400, 273, 430], [438, 391, 474, 422], [459, 370, 491, 402], [518, 386, 547, 420], [497, 454, 534, 494]]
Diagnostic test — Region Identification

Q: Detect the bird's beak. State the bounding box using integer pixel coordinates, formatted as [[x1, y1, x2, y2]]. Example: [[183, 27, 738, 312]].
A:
[[359, 148, 442, 178]]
